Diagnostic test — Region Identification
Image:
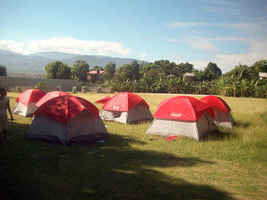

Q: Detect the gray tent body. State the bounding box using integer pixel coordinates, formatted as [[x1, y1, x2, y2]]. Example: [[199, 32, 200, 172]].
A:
[[100, 104, 153, 124], [212, 108, 234, 129], [26, 110, 108, 145], [146, 112, 217, 140], [13, 102, 37, 117]]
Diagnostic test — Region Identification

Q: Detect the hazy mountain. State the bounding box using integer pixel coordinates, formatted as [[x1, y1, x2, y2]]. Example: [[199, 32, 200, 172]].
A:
[[0, 50, 145, 74], [0, 50, 52, 73], [30, 52, 80, 60], [62, 54, 145, 68], [0, 49, 22, 56]]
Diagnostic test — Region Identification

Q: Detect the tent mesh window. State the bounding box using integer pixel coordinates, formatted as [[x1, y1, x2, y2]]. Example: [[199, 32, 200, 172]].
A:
[[112, 111, 122, 118]]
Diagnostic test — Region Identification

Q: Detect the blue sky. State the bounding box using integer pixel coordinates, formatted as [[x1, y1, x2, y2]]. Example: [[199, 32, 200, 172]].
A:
[[1, 0, 267, 72]]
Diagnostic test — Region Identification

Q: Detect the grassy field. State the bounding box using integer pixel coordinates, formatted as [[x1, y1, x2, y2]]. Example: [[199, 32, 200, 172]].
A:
[[1, 92, 267, 200]]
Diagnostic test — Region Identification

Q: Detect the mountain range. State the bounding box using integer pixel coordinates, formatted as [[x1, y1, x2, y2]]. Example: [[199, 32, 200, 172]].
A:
[[0, 50, 145, 74]]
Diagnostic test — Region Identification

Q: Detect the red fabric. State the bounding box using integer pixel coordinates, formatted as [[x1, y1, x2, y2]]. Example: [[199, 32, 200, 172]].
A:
[[154, 96, 214, 121], [166, 136, 178, 141], [34, 95, 99, 124], [95, 96, 112, 104], [200, 95, 231, 113], [16, 89, 46, 105], [35, 91, 70, 107], [102, 92, 149, 112]]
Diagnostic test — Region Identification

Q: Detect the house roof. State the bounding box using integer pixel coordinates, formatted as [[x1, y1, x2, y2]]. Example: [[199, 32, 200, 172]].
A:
[[88, 70, 104, 74], [183, 72, 195, 77], [259, 72, 267, 78]]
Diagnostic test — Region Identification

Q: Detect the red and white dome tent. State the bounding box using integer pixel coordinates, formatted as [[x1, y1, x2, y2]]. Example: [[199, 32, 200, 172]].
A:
[[100, 92, 153, 124], [146, 96, 217, 140], [26, 95, 108, 145], [95, 96, 112, 104], [18, 90, 70, 117], [35, 91, 70, 108], [200, 95, 234, 128], [13, 89, 46, 117]]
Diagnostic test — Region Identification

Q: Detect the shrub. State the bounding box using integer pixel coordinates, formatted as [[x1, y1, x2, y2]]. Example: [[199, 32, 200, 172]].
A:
[[35, 82, 47, 91]]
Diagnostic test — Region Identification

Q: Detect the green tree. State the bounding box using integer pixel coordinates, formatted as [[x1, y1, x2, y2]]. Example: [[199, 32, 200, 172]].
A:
[[130, 60, 140, 80], [103, 62, 116, 81], [0, 65, 7, 76], [203, 62, 222, 80], [91, 66, 104, 71], [252, 60, 267, 72], [250, 60, 267, 80], [177, 62, 194, 75], [72, 60, 90, 81], [154, 60, 171, 75], [45, 61, 71, 79], [34, 81, 47, 91], [117, 60, 140, 82], [225, 64, 250, 80], [193, 69, 206, 81]]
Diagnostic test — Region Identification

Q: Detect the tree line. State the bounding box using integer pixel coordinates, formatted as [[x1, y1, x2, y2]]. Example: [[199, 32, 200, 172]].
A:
[[37, 59, 267, 98], [45, 59, 267, 98], [0, 65, 7, 76], [43, 59, 222, 82], [1, 58, 267, 98], [109, 60, 267, 98]]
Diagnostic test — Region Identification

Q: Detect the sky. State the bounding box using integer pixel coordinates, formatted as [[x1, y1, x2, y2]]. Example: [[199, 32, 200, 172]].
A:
[[1, 0, 267, 72]]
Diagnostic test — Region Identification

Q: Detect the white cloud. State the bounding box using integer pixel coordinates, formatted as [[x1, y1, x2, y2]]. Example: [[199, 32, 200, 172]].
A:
[[188, 39, 267, 72], [0, 37, 130, 56], [204, 5, 241, 16], [168, 22, 212, 28], [165, 12, 267, 72], [168, 37, 220, 53], [0, 40, 26, 54], [186, 36, 246, 53], [167, 19, 267, 72], [168, 21, 235, 29], [231, 21, 267, 39], [139, 53, 149, 60], [186, 38, 219, 52], [208, 37, 244, 41], [168, 20, 267, 40], [168, 35, 246, 54]]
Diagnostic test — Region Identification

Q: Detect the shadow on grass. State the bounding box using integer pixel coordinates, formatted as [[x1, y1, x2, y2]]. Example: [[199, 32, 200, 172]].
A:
[[103, 133, 147, 147], [234, 120, 250, 128], [203, 129, 238, 141], [0, 122, 235, 200], [5, 121, 29, 142]]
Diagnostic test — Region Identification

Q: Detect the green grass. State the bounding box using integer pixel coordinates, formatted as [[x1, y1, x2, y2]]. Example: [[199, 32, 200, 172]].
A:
[[1, 92, 267, 200]]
